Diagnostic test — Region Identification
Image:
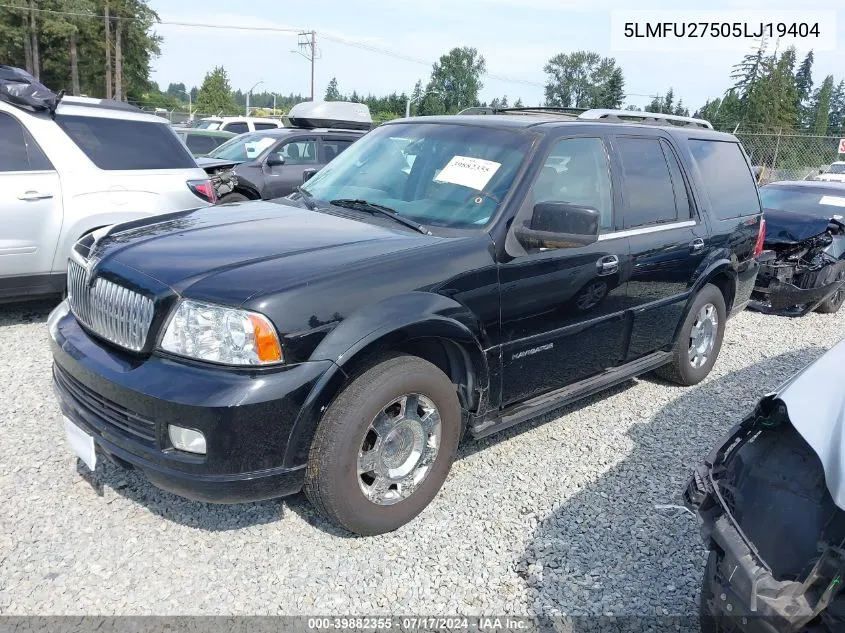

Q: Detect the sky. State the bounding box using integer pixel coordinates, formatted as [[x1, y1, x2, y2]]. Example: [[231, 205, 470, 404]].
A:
[[148, 0, 844, 112]]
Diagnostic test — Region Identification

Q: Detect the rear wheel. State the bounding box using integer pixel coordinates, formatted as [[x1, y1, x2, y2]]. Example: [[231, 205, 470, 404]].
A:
[[218, 192, 249, 204], [304, 354, 462, 535], [655, 283, 726, 386]]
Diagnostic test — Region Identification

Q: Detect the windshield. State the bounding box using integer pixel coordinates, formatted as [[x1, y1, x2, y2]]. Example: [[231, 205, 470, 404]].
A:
[[301, 122, 533, 228], [826, 164, 845, 174], [760, 185, 845, 218], [208, 132, 278, 161], [194, 119, 222, 130]]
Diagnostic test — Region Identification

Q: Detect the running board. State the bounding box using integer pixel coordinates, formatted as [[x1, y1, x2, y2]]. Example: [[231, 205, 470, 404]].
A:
[[470, 351, 672, 439]]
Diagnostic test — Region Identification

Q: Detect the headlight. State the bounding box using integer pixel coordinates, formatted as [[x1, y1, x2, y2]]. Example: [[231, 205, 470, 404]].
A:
[[160, 299, 283, 365]]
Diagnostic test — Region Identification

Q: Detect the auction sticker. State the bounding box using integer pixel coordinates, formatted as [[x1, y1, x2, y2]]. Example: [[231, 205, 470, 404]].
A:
[[820, 195, 845, 208], [434, 156, 501, 191]]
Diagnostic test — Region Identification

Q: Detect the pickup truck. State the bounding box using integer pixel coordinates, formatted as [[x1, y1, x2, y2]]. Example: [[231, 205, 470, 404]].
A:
[[48, 108, 763, 535]]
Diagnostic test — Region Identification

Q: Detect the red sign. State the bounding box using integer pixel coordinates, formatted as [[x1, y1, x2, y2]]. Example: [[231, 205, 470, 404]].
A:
[[839, 138, 845, 154]]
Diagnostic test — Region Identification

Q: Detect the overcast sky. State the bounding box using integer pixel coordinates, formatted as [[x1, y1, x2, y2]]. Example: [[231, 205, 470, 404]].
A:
[[149, 0, 843, 111]]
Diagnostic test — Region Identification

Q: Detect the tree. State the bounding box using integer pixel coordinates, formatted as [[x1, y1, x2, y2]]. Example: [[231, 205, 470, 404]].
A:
[[166, 82, 186, 98], [424, 46, 486, 114], [543, 51, 623, 109], [809, 75, 834, 135], [662, 87, 675, 113], [795, 50, 814, 126], [500, 95, 509, 108], [514, 97, 524, 108], [325, 76, 341, 101], [829, 80, 845, 135], [195, 66, 237, 115]]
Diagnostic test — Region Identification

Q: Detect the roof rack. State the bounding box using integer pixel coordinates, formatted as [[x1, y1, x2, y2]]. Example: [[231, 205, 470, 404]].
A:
[[59, 96, 143, 113], [458, 106, 585, 117], [577, 109, 713, 129]]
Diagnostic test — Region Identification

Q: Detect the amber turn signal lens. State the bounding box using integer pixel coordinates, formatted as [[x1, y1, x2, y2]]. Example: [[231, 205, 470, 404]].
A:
[[248, 313, 283, 363]]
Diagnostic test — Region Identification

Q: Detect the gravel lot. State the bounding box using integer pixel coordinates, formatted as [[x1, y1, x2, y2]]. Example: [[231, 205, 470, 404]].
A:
[[0, 299, 843, 618]]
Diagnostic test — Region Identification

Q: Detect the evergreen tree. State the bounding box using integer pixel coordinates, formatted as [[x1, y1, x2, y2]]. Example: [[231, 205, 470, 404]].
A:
[[324, 77, 341, 101], [514, 97, 524, 108], [195, 66, 237, 115], [810, 75, 835, 135], [795, 50, 814, 125], [829, 80, 845, 135]]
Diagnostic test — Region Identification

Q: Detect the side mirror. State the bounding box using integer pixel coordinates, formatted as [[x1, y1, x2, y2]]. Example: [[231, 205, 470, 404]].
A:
[[266, 154, 285, 167], [302, 168, 318, 183], [515, 202, 600, 249]]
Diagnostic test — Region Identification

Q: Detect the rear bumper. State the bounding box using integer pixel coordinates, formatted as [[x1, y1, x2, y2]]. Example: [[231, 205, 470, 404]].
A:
[[48, 301, 332, 503]]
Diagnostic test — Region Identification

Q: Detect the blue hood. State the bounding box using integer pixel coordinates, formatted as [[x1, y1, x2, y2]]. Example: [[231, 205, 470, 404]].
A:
[[763, 208, 831, 245]]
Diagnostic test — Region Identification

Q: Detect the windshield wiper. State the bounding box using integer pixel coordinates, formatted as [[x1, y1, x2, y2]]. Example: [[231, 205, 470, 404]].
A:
[[295, 186, 318, 210], [330, 199, 431, 235]]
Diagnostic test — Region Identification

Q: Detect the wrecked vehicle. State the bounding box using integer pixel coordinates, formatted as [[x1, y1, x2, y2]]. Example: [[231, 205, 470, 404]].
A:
[[686, 338, 845, 633], [198, 101, 371, 203], [749, 181, 845, 316]]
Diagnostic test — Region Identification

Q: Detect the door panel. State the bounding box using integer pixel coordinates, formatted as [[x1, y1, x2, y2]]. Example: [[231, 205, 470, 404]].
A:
[[263, 137, 319, 199]]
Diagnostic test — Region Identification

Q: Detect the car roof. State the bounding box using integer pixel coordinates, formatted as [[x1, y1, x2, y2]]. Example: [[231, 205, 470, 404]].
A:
[[50, 96, 168, 123], [238, 127, 366, 138], [182, 129, 235, 137], [764, 180, 845, 192], [200, 116, 282, 123], [387, 113, 736, 140]]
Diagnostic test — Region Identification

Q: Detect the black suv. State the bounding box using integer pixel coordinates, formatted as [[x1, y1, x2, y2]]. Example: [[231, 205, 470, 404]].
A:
[[48, 108, 764, 535]]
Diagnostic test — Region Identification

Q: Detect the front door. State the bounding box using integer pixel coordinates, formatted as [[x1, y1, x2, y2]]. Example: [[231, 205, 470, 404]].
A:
[[0, 111, 62, 284], [498, 136, 631, 406], [263, 137, 320, 198]]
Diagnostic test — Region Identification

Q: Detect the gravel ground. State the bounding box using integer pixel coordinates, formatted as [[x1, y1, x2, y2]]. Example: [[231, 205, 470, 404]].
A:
[[0, 299, 843, 618]]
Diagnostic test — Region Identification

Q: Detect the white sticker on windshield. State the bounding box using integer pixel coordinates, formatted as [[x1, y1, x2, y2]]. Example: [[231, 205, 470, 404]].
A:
[[820, 195, 845, 208], [434, 156, 501, 191]]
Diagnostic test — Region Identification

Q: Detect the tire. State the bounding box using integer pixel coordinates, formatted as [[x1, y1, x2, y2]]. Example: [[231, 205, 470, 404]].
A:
[[304, 354, 462, 536], [654, 283, 726, 386], [699, 550, 740, 633], [218, 192, 250, 204], [814, 264, 845, 314]]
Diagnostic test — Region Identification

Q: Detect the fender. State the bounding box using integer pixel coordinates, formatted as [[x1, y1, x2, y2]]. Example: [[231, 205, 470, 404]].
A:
[[669, 257, 737, 345], [282, 291, 489, 468]]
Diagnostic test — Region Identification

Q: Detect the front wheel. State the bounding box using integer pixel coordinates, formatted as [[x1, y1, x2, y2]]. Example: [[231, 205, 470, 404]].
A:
[[814, 264, 845, 314], [655, 283, 726, 386], [304, 354, 462, 535]]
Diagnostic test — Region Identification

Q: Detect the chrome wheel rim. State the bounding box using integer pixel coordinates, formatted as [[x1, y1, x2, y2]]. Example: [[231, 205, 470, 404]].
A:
[[357, 393, 441, 506], [576, 281, 608, 310], [689, 303, 718, 369]]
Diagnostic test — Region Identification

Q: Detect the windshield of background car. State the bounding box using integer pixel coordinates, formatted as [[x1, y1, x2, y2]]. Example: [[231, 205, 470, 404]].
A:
[[760, 185, 845, 218], [827, 164, 845, 174], [208, 132, 278, 161], [301, 122, 533, 228], [194, 119, 221, 130]]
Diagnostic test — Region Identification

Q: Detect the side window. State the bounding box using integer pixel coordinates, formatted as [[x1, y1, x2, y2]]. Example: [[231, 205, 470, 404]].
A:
[[223, 122, 249, 134], [616, 137, 678, 228], [688, 139, 761, 220], [254, 122, 279, 130], [277, 139, 318, 165], [321, 139, 353, 163], [660, 139, 692, 220], [529, 137, 613, 231], [185, 134, 217, 155], [0, 113, 52, 172]]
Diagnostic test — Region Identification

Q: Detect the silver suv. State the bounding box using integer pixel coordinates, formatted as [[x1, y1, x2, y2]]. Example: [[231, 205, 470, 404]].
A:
[[0, 95, 213, 301]]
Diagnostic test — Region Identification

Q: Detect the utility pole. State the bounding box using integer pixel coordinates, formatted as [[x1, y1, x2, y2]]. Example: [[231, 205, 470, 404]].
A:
[[293, 31, 319, 101]]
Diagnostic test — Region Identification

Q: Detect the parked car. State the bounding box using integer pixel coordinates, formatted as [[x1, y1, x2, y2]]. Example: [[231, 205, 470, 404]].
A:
[[173, 128, 235, 157], [0, 66, 213, 301], [814, 161, 845, 184], [191, 116, 283, 134], [198, 101, 371, 203], [686, 337, 845, 633], [749, 181, 845, 316], [49, 108, 763, 535]]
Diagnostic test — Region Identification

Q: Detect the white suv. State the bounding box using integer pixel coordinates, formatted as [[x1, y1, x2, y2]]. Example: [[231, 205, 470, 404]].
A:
[[816, 161, 845, 184], [0, 96, 213, 301], [192, 116, 284, 134]]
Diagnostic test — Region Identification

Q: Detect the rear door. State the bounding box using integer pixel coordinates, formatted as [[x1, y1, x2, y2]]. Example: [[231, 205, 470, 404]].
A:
[[610, 135, 709, 360], [263, 136, 320, 198], [319, 136, 357, 164], [0, 111, 63, 282], [221, 121, 249, 135]]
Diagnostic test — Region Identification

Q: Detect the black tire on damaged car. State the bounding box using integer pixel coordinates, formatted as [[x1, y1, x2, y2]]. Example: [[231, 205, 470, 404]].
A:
[[699, 550, 742, 633], [812, 262, 845, 314], [654, 283, 727, 386], [218, 192, 250, 204], [303, 354, 462, 536]]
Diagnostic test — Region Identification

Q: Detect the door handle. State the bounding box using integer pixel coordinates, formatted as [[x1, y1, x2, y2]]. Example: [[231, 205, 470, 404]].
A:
[[690, 238, 705, 253], [17, 191, 53, 201], [596, 255, 619, 276]]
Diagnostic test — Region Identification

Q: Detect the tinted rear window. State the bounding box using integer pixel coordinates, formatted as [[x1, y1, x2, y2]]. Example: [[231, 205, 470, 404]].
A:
[[56, 114, 196, 170], [688, 139, 760, 219]]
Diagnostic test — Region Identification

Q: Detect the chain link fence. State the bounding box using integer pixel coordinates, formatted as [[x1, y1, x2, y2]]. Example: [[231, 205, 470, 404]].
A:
[[726, 128, 844, 184]]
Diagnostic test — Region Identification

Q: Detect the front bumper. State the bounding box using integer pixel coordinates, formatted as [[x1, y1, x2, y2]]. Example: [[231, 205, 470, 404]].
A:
[[48, 301, 334, 503], [749, 278, 845, 317]]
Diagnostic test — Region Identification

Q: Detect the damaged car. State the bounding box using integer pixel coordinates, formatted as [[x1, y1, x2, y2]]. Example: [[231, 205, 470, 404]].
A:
[[749, 181, 845, 316], [198, 101, 371, 203], [686, 338, 845, 632]]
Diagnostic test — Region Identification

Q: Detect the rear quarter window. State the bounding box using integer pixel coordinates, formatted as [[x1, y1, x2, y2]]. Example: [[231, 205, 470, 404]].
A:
[[688, 139, 760, 219], [56, 114, 197, 170]]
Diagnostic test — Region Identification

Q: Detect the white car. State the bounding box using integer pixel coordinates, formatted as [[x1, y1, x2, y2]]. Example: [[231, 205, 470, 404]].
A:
[[816, 161, 845, 183], [0, 95, 213, 301], [192, 116, 284, 134]]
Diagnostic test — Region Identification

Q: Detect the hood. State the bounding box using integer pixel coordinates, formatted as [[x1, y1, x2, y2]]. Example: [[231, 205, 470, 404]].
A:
[[94, 199, 442, 300], [196, 156, 243, 172], [763, 208, 831, 245], [775, 338, 845, 511]]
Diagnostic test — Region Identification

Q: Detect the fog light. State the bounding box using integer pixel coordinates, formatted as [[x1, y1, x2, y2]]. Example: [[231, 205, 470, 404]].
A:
[[168, 425, 206, 455]]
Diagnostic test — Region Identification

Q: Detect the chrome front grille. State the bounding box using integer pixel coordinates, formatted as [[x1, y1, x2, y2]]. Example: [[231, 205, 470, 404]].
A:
[[67, 259, 155, 352]]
